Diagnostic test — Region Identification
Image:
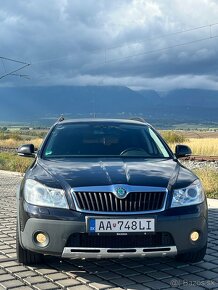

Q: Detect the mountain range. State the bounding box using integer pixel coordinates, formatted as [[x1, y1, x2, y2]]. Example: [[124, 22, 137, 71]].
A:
[[0, 86, 217, 128]]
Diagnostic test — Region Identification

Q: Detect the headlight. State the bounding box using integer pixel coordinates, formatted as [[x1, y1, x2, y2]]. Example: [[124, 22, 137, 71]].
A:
[[24, 179, 69, 209], [171, 179, 205, 208]]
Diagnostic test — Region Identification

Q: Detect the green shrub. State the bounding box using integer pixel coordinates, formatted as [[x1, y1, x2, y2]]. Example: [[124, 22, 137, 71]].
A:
[[161, 131, 187, 144], [0, 132, 23, 141], [0, 132, 8, 140], [9, 133, 23, 141]]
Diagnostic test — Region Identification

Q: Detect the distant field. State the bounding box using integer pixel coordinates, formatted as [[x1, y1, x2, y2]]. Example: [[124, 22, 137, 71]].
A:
[[160, 130, 218, 156], [174, 130, 218, 139], [161, 130, 218, 139], [170, 138, 218, 156], [0, 138, 42, 149]]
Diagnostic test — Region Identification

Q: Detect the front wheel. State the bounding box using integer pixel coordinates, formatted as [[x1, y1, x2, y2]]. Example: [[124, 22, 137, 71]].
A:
[[176, 245, 207, 263], [16, 224, 43, 265]]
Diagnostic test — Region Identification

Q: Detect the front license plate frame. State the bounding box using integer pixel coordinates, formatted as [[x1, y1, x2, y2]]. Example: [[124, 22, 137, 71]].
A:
[[86, 217, 155, 234]]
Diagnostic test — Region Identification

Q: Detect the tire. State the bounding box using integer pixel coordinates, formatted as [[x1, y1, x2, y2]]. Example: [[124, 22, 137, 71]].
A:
[[176, 245, 207, 263], [16, 224, 43, 265]]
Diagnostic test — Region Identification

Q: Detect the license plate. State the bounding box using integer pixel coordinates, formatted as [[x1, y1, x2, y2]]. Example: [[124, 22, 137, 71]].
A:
[[88, 218, 155, 233]]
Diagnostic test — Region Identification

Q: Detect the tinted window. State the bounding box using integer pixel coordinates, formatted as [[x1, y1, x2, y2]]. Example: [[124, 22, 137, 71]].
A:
[[42, 123, 170, 158]]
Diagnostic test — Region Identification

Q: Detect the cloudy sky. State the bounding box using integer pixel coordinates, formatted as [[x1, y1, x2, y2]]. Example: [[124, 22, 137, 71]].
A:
[[1, 0, 218, 91]]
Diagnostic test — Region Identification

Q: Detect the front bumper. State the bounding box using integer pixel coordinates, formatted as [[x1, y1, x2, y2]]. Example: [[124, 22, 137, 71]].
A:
[[20, 202, 208, 259]]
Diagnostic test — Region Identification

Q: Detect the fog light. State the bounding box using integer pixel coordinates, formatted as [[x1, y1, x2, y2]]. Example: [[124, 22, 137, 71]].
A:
[[190, 231, 199, 242], [35, 232, 49, 246]]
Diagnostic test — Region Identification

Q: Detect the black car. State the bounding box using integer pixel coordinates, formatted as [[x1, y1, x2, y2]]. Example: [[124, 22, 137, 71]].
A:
[[16, 118, 208, 265]]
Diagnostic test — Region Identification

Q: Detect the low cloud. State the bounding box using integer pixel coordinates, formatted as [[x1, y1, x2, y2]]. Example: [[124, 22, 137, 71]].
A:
[[0, 0, 218, 91]]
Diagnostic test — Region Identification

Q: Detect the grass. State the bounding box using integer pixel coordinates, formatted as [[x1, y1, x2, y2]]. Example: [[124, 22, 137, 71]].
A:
[[0, 138, 43, 149], [0, 136, 42, 173], [161, 131, 218, 155], [181, 138, 218, 156], [0, 152, 33, 173], [193, 168, 218, 199], [168, 138, 218, 156]]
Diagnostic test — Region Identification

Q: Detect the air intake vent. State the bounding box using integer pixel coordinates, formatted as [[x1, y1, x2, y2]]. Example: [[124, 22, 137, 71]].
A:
[[66, 232, 174, 248]]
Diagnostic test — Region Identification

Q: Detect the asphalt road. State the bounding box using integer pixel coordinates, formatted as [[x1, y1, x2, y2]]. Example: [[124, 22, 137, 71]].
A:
[[0, 170, 218, 290]]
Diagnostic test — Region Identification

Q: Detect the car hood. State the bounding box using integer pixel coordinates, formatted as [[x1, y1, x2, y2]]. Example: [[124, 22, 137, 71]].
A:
[[32, 158, 196, 190]]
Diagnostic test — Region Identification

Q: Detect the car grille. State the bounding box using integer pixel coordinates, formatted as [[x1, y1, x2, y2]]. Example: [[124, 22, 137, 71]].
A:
[[73, 191, 166, 212], [66, 232, 174, 248]]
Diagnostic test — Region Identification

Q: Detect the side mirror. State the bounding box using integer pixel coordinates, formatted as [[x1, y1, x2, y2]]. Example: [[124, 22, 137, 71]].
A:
[[175, 145, 192, 158], [17, 144, 36, 158]]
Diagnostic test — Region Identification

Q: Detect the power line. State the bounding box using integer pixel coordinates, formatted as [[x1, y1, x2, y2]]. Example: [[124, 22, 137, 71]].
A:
[[0, 64, 30, 80], [32, 55, 71, 65], [31, 21, 218, 66], [10, 73, 30, 79], [1, 59, 6, 73], [0, 56, 29, 65], [0, 57, 30, 80], [108, 21, 218, 50], [2, 21, 216, 82], [104, 34, 218, 64], [29, 31, 218, 83]]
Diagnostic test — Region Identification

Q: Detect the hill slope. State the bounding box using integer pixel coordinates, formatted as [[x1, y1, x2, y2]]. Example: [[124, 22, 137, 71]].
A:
[[0, 86, 217, 126]]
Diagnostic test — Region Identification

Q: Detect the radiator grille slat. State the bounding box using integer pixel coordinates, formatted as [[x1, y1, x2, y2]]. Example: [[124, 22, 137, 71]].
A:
[[74, 191, 166, 212], [148, 192, 152, 210], [98, 192, 104, 211], [104, 192, 109, 211], [156, 192, 162, 209], [78, 192, 86, 209], [115, 195, 118, 212], [93, 192, 100, 211], [84, 192, 91, 211], [151, 192, 156, 210], [109, 192, 113, 211], [129, 192, 133, 212], [88, 192, 95, 211], [143, 192, 147, 210]]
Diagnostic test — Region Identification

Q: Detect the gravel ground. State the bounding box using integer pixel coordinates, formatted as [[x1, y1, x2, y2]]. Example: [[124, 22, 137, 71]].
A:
[[181, 160, 218, 170]]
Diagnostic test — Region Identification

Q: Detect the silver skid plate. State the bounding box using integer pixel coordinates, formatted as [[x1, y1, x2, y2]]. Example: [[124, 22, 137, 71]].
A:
[[62, 246, 177, 259]]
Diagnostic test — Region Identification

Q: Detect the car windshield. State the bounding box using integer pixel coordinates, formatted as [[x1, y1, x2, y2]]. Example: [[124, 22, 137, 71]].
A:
[[42, 122, 170, 158]]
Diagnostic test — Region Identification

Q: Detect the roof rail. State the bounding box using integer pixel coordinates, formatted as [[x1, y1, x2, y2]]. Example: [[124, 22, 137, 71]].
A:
[[130, 117, 146, 123], [57, 115, 65, 122]]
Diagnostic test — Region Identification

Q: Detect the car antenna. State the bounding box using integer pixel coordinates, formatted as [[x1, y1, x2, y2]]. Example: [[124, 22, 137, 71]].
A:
[[130, 117, 146, 123], [58, 115, 65, 122]]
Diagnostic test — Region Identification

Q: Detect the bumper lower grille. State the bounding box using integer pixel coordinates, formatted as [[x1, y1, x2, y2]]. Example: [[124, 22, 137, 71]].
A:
[[66, 232, 174, 248], [73, 191, 166, 212]]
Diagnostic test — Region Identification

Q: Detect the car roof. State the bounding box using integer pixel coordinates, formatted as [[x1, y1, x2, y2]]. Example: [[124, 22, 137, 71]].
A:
[[58, 118, 150, 126]]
